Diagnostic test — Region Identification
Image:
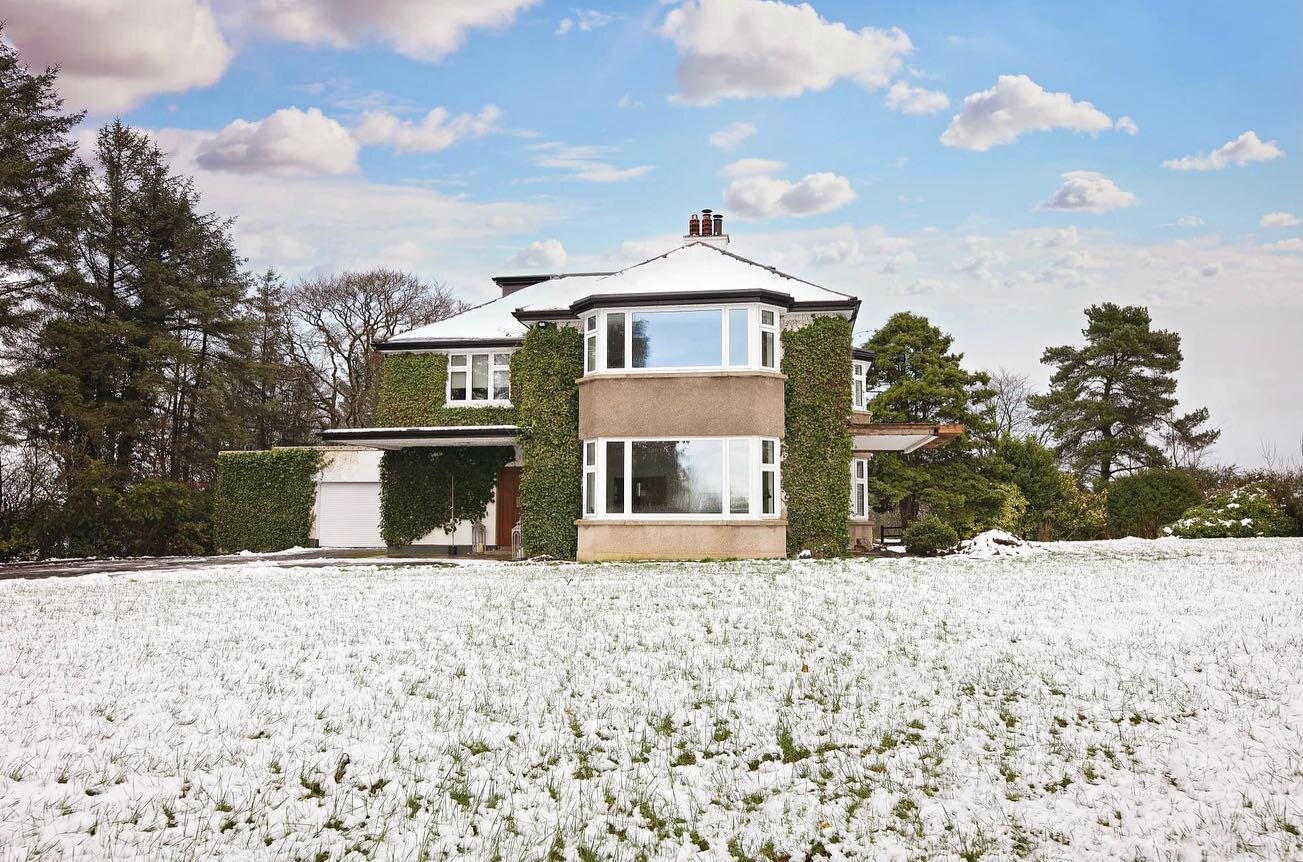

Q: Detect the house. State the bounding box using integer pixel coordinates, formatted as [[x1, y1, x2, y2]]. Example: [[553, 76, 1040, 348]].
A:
[[223, 209, 961, 560]]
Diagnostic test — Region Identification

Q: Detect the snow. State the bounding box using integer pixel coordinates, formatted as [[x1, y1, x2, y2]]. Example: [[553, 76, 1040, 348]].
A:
[[954, 529, 1044, 558], [2, 538, 1301, 860], [387, 242, 856, 344]]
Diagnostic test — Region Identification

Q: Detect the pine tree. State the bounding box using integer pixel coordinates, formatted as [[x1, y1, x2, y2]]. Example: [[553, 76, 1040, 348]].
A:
[[0, 30, 84, 331], [862, 312, 1005, 533], [1028, 303, 1218, 486]]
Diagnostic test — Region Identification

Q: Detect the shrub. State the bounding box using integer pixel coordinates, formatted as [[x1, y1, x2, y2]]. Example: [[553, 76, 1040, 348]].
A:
[[1106, 469, 1202, 539], [1165, 482, 1298, 538], [121, 479, 211, 556], [904, 516, 958, 556], [213, 449, 321, 552], [782, 316, 853, 557], [1043, 473, 1109, 541]]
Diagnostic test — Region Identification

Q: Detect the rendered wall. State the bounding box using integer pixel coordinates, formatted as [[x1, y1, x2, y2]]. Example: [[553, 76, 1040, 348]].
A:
[[578, 371, 785, 439], [577, 520, 787, 561]]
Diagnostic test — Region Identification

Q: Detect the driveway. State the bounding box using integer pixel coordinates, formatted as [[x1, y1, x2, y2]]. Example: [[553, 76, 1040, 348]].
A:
[[0, 549, 459, 580]]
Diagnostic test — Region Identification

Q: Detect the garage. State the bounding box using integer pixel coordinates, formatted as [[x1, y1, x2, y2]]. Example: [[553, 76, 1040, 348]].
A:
[[316, 481, 383, 547]]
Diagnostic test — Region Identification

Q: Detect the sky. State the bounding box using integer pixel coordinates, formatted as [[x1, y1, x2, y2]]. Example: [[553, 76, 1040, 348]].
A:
[[5, 0, 1301, 466]]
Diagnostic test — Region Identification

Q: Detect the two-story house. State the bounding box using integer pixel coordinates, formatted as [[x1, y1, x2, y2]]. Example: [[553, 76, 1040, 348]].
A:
[[274, 209, 961, 560]]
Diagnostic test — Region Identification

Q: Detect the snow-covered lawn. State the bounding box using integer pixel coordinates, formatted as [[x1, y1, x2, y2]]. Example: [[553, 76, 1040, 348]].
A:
[[2, 539, 1301, 861]]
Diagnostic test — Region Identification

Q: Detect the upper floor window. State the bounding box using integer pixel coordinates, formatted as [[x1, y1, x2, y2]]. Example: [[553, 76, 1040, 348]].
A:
[[447, 351, 513, 405], [583, 304, 781, 375], [852, 359, 870, 410]]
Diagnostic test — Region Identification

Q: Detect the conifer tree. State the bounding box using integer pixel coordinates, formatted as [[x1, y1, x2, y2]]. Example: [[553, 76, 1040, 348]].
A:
[[1029, 303, 1218, 486]]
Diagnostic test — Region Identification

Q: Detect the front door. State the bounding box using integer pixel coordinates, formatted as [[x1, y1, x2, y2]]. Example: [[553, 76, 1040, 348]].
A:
[[494, 466, 521, 547]]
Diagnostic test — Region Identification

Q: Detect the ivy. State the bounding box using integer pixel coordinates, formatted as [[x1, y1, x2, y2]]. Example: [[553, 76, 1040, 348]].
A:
[[212, 448, 321, 552], [375, 352, 517, 427], [379, 446, 514, 547], [512, 324, 583, 558], [782, 316, 853, 557]]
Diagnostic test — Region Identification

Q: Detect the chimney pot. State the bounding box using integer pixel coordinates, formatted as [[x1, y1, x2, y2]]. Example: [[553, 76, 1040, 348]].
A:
[[701, 208, 713, 236], [688, 213, 700, 236], [713, 213, 724, 235]]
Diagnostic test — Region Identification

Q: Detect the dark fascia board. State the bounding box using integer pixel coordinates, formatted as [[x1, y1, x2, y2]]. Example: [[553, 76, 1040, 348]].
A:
[[568, 288, 803, 315], [852, 347, 876, 361], [492, 271, 615, 289], [319, 425, 519, 441], [375, 337, 523, 352], [513, 308, 576, 323]]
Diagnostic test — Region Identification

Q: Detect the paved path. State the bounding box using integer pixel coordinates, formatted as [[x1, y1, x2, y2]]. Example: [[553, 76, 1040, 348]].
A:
[[0, 549, 460, 581]]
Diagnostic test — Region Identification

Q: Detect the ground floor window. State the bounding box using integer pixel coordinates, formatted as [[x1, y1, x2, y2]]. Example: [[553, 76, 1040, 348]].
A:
[[583, 436, 780, 519], [851, 457, 869, 519]]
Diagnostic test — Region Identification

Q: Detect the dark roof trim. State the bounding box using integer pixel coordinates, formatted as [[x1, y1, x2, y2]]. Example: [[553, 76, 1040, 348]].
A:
[[492, 272, 614, 289], [376, 337, 523, 352], [514, 308, 577, 323], [320, 425, 519, 441], [568, 288, 805, 315], [852, 347, 876, 361]]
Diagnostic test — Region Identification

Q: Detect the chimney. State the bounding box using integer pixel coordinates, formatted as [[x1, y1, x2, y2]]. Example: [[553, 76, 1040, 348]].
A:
[[683, 208, 729, 246]]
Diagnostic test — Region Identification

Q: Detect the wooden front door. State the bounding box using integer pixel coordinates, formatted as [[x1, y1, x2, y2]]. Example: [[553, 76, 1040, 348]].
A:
[[494, 466, 521, 547]]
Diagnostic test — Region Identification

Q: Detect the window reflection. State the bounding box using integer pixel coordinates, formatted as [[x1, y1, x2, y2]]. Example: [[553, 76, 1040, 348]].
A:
[[631, 310, 722, 368], [631, 440, 723, 514]]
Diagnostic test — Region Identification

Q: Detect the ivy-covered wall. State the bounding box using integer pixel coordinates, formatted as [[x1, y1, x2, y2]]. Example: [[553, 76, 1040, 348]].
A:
[[512, 325, 583, 558], [375, 352, 517, 427], [213, 448, 321, 552], [379, 446, 514, 547], [782, 315, 853, 557]]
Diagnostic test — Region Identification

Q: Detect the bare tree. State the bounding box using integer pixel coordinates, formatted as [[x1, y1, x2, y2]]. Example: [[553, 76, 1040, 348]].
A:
[[986, 368, 1040, 440], [284, 269, 465, 428]]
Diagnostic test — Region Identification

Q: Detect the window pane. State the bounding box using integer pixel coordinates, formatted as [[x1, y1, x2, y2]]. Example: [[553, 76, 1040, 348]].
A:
[[728, 439, 750, 514], [585, 441, 595, 466], [493, 369, 510, 401], [605, 441, 625, 514], [855, 484, 866, 518], [586, 315, 596, 331], [449, 354, 467, 367], [762, 470, 776, 515], [586, 335, 596, 373], [606, 312, 626, 369], [632, 440, 723, 514], [471, 354, 489, 400], [728, 308, 748, 366], [762, 439, 775, 465], [632, 310, 723, 368], [450, 371, 467, 401], [760, 330, 775, 369], [494, 352, 511, 366], [761, 309, 775, 326], [584, 472, 595, 515]]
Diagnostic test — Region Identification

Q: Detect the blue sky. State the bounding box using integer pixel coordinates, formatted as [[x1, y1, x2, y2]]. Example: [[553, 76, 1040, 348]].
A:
[[6, 0, 1301, 465]]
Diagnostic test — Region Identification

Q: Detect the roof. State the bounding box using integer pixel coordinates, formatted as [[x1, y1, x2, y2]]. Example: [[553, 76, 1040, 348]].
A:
[[383, 241, 859, 349]]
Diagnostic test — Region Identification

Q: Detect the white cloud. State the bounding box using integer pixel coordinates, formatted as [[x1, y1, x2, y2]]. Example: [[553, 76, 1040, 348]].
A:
[[3, 0, 232, 112], [196, 108, 359, 175], [353, 105, 501, 153], [883, 81, 949, 115], [659, 0, 911, 105], [941, 75, 1113, 151], [1115, 116, 1139, 135], [1260, 212, 1300, 228], [719, 158, 786, 178], [556, 9, 615, 35], [1162, 131, 1284, 171], [724, 172, 855, 218], [509, 239, 568, 269], [243, 0, 541, 62], [1268, 238, 1303, 252], [708, 122, 758, 150], [1040, 171, 1136, 213], [529, 142, 654, 182], [1175, 215, 1204, 228]]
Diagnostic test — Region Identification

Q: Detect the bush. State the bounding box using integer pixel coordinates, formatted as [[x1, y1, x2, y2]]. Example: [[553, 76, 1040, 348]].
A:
[[1043, 473, 1109, 541], [1165, 482, 1298, 538], [904, 516, 959, 556], [213, 448, 321, 552], [1106, 469, 1202, 539], [121, 479, 211, 556]]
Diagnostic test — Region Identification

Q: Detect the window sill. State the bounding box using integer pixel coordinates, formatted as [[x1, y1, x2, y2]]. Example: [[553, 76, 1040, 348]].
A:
[[578, 369, 786, 383], [445, 401, 514, 408], [577, 517, 787, 526]]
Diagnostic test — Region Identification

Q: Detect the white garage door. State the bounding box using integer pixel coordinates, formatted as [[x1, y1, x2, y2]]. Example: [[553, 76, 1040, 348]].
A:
[[317, 482, 384, 547]]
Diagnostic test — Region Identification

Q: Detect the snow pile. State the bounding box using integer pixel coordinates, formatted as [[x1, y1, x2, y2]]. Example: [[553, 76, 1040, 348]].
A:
[[954, 529, 1043, 557], [1, 539, 1302, 859]]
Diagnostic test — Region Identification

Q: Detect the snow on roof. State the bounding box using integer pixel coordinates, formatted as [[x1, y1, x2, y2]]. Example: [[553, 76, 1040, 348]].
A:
[[385, 241, 857, 346]]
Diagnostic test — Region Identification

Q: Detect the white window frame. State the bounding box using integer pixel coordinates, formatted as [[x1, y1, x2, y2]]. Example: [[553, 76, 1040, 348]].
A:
[[581, 436, 782, 521], [851, 457, 869, 520], [445, 350, 514, 406], [582, 303, 783, 376], [582, 441, 597, 516], [852, 360, 868, 411], [759, 308, 779, 371]]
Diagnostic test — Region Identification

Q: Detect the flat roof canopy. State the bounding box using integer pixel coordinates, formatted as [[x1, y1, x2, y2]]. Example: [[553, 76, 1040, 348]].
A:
[[849, 422, 964, 454], [319, 426, 519, 450]]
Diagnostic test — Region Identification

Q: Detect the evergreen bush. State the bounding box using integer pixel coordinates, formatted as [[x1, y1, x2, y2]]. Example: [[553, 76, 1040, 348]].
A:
[[1106, 469, 1202, 538], [1165, 483, 1298, 538], [904, 516, 958, 556]]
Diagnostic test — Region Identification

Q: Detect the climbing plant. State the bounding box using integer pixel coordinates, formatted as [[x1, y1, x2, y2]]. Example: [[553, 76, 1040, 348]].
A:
[[782, 315, 853, 557], [213, 448, 321, 552], [378, 446, 514, 547], [375, 352, 517, 427], [512, 324, 583, 559]]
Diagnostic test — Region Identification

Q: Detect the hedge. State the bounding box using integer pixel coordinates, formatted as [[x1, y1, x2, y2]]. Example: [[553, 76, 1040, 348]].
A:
[[375, 352, 517, 427], [379, 446, 514, 547], [1165, 482, 1298, 538], [513, 324, 583, 558], [213, 448, 321, 552], [782, 315, 853, 557]]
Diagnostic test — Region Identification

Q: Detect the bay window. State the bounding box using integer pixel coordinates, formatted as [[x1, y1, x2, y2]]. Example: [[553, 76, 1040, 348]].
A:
[[584, 437, 780, 519], [582, 304, 781, 374], [446, 351, 514, 405]]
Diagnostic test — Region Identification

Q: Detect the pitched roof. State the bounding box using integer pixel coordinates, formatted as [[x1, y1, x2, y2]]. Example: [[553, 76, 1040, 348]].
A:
[[383, 241, 858, 348]]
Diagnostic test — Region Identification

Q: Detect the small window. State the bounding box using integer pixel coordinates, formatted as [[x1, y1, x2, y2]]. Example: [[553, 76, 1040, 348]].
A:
[[471, 354, 489, 400], [759, 308, 778, 370], [449, 355, 467, 367], [851, 457, 869, 519], [606, 312, 626, 369], [852, 360, 866, 410], [584, 315, 597, 374], [583, 442, 597, 516], [450, 369, 467, 401], [760, 439, 779, 516], [447, 351, 513, 404]]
